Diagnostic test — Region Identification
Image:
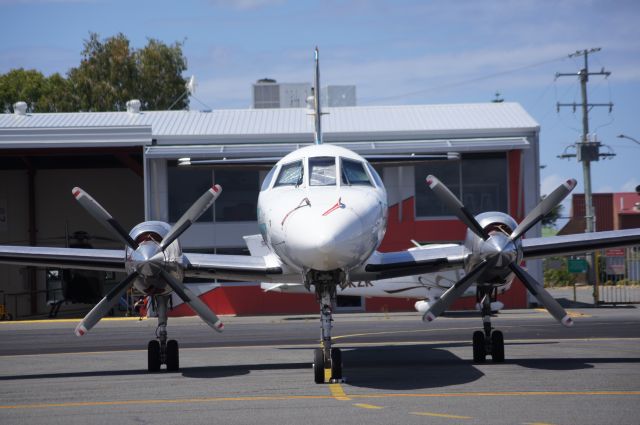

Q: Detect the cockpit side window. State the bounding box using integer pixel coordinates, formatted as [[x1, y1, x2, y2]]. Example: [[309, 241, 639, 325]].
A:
[[341, 158, 372, 186], [366, 162, 384, 187], [309, 157, 337, 186], [260, 165, 277, 191], [274, 160, 304, 187]]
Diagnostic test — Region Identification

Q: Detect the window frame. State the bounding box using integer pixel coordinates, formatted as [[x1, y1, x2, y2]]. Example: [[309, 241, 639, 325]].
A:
[[273, 159, 305, 188]]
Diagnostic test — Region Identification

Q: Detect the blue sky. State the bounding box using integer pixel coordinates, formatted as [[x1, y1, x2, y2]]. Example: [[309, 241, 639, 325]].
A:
[[1, 0, 639, 210]]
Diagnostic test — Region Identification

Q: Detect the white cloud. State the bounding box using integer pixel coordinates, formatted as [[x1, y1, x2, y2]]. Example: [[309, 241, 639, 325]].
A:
[[621, 177, 640, 193], [541, 174, 566, 197], [209, 0, 286, 10]]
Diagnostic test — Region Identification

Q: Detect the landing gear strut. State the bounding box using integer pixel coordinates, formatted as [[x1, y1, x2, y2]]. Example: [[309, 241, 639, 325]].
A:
[[472, 288, 504, 363], [147, 295, 180, 372], [312, 281, 342, 384]]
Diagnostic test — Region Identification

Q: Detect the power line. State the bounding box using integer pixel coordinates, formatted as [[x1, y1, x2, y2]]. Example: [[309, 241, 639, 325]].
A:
[[361, 54, 568, 104]]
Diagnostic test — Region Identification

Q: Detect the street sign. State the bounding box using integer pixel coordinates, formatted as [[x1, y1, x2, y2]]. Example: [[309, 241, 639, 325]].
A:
[[568, 258, 588, 273]]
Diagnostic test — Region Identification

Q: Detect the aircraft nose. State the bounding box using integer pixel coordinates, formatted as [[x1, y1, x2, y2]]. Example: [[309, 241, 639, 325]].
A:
[[284, 205, 365, 271]]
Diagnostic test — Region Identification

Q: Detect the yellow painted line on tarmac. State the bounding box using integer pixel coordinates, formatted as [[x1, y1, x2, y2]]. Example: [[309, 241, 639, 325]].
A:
[[534, 308, 590, 318], [333, 326, 487, 341], [0, 317, 148, 324], [328, 384, 351, 400], [353, 403, 383, 409], [411, 411, 472, 419], [2, 390, 638, 411]]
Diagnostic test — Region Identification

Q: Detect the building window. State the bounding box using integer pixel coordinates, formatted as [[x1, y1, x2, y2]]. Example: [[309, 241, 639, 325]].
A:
[[168, 165, 213, 222], [415, 160, 460, 217], [461, 156, 508, 215], [414, 153, 508, 218], [214, 169, 259, 222]]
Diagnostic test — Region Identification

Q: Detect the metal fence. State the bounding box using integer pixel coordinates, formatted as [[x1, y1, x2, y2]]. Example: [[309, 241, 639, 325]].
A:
[[596, 246, 640, 304]]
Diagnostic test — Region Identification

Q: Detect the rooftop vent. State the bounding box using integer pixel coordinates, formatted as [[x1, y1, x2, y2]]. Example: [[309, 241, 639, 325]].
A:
[[13, 101, 28, 116], [126, 99, 141, 114]]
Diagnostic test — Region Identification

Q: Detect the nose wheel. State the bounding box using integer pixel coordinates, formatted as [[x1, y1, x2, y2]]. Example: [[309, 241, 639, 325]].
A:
[[313, 347, 343, 384], [472, 292, 505, 363]]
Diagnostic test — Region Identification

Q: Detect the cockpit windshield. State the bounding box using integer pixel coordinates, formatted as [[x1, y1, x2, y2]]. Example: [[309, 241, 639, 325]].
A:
[[309, 157, 336, 186], [341, 158, 372, 186], [274, 160, 303, 187]]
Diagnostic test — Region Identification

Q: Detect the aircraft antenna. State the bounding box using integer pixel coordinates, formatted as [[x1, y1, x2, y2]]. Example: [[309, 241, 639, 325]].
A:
[[314, 47, 322, 145]]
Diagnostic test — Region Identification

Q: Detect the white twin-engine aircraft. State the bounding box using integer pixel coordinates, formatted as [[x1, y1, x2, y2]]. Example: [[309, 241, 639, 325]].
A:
[[1, 48, 640, 384]]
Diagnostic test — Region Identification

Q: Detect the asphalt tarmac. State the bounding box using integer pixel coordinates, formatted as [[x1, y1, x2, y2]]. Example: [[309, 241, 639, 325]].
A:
[[1, 307, 639, 425]]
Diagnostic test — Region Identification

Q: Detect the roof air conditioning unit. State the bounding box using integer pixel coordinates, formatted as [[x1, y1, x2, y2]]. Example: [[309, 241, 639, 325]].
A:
[[126, 99, 141, 114], [13, 101, 28, 116]]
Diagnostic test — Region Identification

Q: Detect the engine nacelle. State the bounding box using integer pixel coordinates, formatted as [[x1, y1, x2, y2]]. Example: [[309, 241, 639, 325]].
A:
[[125, 221, 184, 295], [464, 212, 522, 288]]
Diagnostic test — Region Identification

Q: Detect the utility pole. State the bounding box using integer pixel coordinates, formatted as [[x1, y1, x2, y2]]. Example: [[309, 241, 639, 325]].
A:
[[556, 48, 614, 302]]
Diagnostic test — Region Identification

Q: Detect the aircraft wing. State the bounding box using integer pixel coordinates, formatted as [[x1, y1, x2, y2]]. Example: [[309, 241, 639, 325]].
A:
[[183, 252, 294, 282], [0, 245, 293, 283], [350, 244, 468, 281], [0, 245, 126, 272], [522, 228, 640, 259]]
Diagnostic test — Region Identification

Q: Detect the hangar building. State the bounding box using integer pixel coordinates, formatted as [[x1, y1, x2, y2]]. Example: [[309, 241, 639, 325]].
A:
[[0, 101, 540, 318]]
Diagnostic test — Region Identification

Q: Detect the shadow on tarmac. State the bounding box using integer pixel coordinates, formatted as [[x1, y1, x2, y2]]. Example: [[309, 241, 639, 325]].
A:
[[339, 344, 484, 391], [0, 362, 311, 382], [512, 357, 640, 371]]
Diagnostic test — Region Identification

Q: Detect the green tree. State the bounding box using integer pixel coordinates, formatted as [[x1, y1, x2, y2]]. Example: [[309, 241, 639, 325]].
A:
[[0, 32, 189, 113], [541, 197, 564, 227], [68, 32, 139, 111], [0, 69, 47, 112], [136, 39, 188, 110]]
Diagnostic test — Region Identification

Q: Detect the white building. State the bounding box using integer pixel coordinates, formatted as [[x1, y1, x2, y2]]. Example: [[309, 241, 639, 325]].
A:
[[0, 102, 540, 317]]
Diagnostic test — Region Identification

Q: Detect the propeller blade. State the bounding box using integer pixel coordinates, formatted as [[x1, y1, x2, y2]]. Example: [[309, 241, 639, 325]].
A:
[[510, 179, 577, 241], [160, 270, 224, 332], [159, 185, 222, 251], [509, 263, 573, 327], [72, 187, 138, 250], [422, 259, 489, 322], [426, 175, 490, 240], [74, 272, 137, 336]]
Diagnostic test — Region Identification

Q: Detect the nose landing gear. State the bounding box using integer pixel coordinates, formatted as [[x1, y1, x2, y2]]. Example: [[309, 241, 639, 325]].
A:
[[147, 295, 180, 372], [312, 282, 343, 383], [472, 290, 505, 363]]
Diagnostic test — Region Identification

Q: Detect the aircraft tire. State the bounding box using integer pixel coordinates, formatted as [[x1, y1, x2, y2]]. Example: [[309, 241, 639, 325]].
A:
[[472, 331, 486, 363], [330, 347, 342, 380], [166, 340, 180, 371], [491, 331, 505, 363], [148, 340, 161, 372], [313, 348, 325, 384]]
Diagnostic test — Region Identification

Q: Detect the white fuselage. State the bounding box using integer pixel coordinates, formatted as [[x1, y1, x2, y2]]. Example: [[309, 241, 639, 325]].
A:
[[257, 144, 388, 274]]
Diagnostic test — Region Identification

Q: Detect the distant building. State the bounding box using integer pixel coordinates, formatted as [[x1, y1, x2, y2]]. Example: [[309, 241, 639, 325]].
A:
[[558, 192, 640, 234], [252, 79, 311, 109], [252, 80, 356, 109]]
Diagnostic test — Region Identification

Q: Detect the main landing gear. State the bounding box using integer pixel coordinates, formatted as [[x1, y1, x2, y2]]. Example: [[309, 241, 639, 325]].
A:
[[472, 288, 505, 363], [147, 295, 180, 372], [312, 282, 343, 384]]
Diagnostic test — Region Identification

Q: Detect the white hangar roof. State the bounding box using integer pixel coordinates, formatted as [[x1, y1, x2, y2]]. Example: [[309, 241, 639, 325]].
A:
[[0, 102, 539, 154]]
